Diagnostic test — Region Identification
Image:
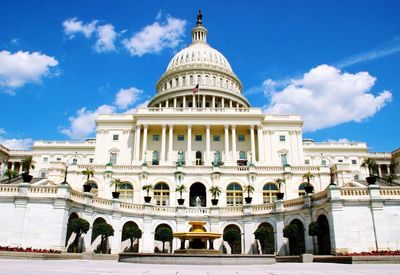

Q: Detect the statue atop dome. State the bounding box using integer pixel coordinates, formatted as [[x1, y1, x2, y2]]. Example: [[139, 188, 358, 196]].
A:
[[196, 10, 203, 26]]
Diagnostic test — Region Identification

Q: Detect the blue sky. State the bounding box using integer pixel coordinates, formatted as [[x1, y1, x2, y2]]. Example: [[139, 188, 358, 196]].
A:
[[0, 0, 399, 152]]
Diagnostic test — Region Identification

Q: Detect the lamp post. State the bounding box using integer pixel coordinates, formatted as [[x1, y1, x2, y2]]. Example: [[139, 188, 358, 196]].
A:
[[61, 163, 69, 185]]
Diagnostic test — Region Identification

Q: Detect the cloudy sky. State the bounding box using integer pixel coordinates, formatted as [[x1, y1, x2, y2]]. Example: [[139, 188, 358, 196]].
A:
[[0, 0, 399, 152]]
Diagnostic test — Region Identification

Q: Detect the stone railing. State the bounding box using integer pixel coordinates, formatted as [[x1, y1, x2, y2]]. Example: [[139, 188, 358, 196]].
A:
[[252, 203, 274, 214], [120, 202, 145, 213], [92, 196, 113, 210], [283, 197, 305, 209], [218, 206, 243, 216], [151, 206, 177, 215], [380, 187, 400, 197], [185, 207, 211, 216], [70, 189, 86, 204], [29, 186, 58, 195], [312, 189, 328, 202], [340, 187, 369, 197], [0, 184, 19, 194]]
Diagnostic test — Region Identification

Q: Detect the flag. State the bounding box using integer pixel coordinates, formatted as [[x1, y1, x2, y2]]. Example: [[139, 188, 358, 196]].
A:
[[192, 83, 199, 94]]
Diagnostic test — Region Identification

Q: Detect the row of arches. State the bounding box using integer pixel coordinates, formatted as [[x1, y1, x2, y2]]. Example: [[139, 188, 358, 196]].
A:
[[65, 213, 331, 255], [84, 180, 316, 206]]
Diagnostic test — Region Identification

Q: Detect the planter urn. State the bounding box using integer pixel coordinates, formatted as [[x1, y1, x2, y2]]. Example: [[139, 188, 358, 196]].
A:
[[366, 176, 377, 185], [112, 191, 120, 199], [211, 199, 219, 206], [83, 184, 92, 193], [22, 173, 33, 183], [144, 196, 152, 203], [304, 185, 314, 194], [276, 192, 284, 200], [245, 197, 253, 204]]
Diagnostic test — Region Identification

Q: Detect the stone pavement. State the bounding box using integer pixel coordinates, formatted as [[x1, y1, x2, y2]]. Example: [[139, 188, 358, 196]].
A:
[[0, 259, 398, 274]]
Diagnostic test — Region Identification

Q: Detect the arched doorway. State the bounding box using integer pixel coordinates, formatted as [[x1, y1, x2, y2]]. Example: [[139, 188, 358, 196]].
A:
[[254, 222, 275, 254], [122, 221, 141, 252], [286, 219, 305, 255], [154, 224, 173, 253], [223, 224, 242, 254], [317, 215, 331, 255], [190, 182, 206, 207], [91, 217, 107, 244], [65, 212, 79, 247]]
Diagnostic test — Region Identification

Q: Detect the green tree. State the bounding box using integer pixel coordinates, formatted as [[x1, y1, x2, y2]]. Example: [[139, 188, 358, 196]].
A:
[[283, 224, 299, 238], [21, 156, 35, 174], [308, 222, 320, 237], [155, 227, 173, 253], [142, 184, 153, 196], [122, 224, 142, 252], [175, 184, 187, 199], [68, 218, 90, 253], [81, 168, 95, 182], [93, 223, 114, 254], [254, 226, 273, 254], [209, 185, 221, 200], [243, 184, 254, 198], [223, 228, 241, 254], [361, 158, 377, 177], [3, 169, 17, 183], [111, 178, 122, 192], [385, 174, 398, 185], [302, 171, 315, 186]]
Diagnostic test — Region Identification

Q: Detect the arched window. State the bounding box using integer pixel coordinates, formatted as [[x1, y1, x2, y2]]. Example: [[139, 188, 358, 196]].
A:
[[298, 182, 312, 196], [154, 183, 170, 206], [263, 183, 278, 203], [239, 151, 246, 160], [226, 183, 243, 206], [119, 182, 133, 202], [90, 182, 98, 196], [152, 151, 159, 165]]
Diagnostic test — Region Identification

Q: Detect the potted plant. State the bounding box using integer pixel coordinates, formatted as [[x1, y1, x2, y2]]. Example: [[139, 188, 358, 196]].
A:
[[243, 184, 255, 204], [3, 169, 17, 183], [274, 178, 285, 200], [361, 158, 377, 185], [302, 171, 315, 193], [209, 185, 221, 206], [21, 156, 35, 183], [110, 178, 122, 199], [175, 184, 187, 205], [142, 184, 153, 203], [68, 218, 90, 253], [82, 168, 95, 192]]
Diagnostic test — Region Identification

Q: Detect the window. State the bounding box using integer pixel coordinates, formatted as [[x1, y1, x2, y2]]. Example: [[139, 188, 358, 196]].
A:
[[263, 183, 278, 203], [110, 153, 117, 165], [177, 135, 185, 141], [72, 158, 78, 165], [321, 160, 327, 166], [90, 182, 98, 196], [239, 151, 246, 160], [56, 157, 61, 161], [153, 135, 160, 141], [119, 182, 133, 202], [213, 135, 220, 141], [279, 135, 286, 142], [238, 135, 245, 142], [352, 159, 357, 165], [43, 157, 48, 163], [226, 183, 243, 206], [195, 135, 202, 141], [305, 160, 310, 165], [298, 182, 313, 196], [89, 158, 94, 163], [112, 134, 119, 141], [40, 171, 47, 178], [280, 153, 288, 166], [338, 159, 343, 163], [154, 183, 170, 206], [152, 151, 159, 165]]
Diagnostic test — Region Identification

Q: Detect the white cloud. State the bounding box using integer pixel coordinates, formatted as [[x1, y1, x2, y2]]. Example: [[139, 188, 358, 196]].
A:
[[123, 16, 186, 56], [114, 87, 143, 109], [326, 138, 350, 143], [264, 65, 392, 132], [94, 24, 117, 52], [60, 105, 115, 140], [337, 37, 400, 68], [0, 138, 33, 150], [0, 50, 58, 93], [63, 17, 97, 38]]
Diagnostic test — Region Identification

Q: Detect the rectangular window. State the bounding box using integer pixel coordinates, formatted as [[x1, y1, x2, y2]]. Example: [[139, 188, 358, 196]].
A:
[[238, 135, 245, 142], [56, 157, 61, 161], [213, 135, 220, 141], [338, 159, 343, 163], [110, 153, 117, 165], [153, 135, 160, 141], [281, 154, 288, 166], [43, 157, 48, 163], [279, 135, 286, 142], [195, 135, 202, 141], [305, 160, 310, 165], [177, 135, 184, 141], [112, 134, 119, 141], [352, 159, 357, 165]]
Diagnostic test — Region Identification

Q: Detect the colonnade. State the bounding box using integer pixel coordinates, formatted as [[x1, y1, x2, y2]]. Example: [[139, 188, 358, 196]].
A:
[[155, 94, 246, 110]]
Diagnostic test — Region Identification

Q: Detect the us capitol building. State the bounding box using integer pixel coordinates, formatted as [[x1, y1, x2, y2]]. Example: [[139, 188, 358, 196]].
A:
[[0, 13, 399, 256]]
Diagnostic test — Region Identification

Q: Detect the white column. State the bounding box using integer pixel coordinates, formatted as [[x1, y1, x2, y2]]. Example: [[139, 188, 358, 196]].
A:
[[141, 125, 148, 162], [187, 125, 192, 163], [231, 125, 237, 160], [224, 125, 230, 161], [229, 100, 233, 108], [168, 124, 174, 162], [250, 125, 255, 163], [173, 97, 177, 108], [161, 125, 166, 162], [212, 96, 215, 108], [222, 98, 225, 108], [257, 125, 264, 163], [131, 128, 136, 163], [202, 95, 206, 108], [134, 125, 141, 161], [183, 96, 186, 108], [378, 165, 382, 178], [289, 130, 295, 165], [206, 125, 211, 162], [193, 95, 196, 108], [166, 100, 169, 108]]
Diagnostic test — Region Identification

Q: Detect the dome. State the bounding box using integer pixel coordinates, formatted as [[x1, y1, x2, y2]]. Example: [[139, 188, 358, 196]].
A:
[[166, 43, 233, 73]]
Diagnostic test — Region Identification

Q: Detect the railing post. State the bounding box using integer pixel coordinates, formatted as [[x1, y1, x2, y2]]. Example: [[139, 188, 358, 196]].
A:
[[142, 204, 154, 253], [368, 184, 383, 251], [111, 198, 122, 254], [274, 199, 285, 255]]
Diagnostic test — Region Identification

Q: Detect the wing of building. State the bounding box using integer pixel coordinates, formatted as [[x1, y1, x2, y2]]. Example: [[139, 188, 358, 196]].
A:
[[0, 13, 399, 256]]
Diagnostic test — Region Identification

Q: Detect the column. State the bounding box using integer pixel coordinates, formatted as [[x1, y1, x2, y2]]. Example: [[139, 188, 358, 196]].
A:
[[142, 125, 148, 161], [166, 100, 169, 108], [193, 95, 196, 108], [250, 125, 255, 163], [168, 124, 174, 162], [173, 97, 177, 108], [134, 125, 141, 161], [187, 125, 192, 163], [183, 96, 186, 108], [161, 125, 166, 162], [378, 165, 382, 178], [224, 125, 230, 161], [131, 128, 136, 162], [222, 98, 225, 108], [257, 125, 264, 163], [206, 125, 211, 162], [231, 125, 236, 160], [212, 96, 215, 108], [229, 100, 233, 108], [202, 95, 206, 108]]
